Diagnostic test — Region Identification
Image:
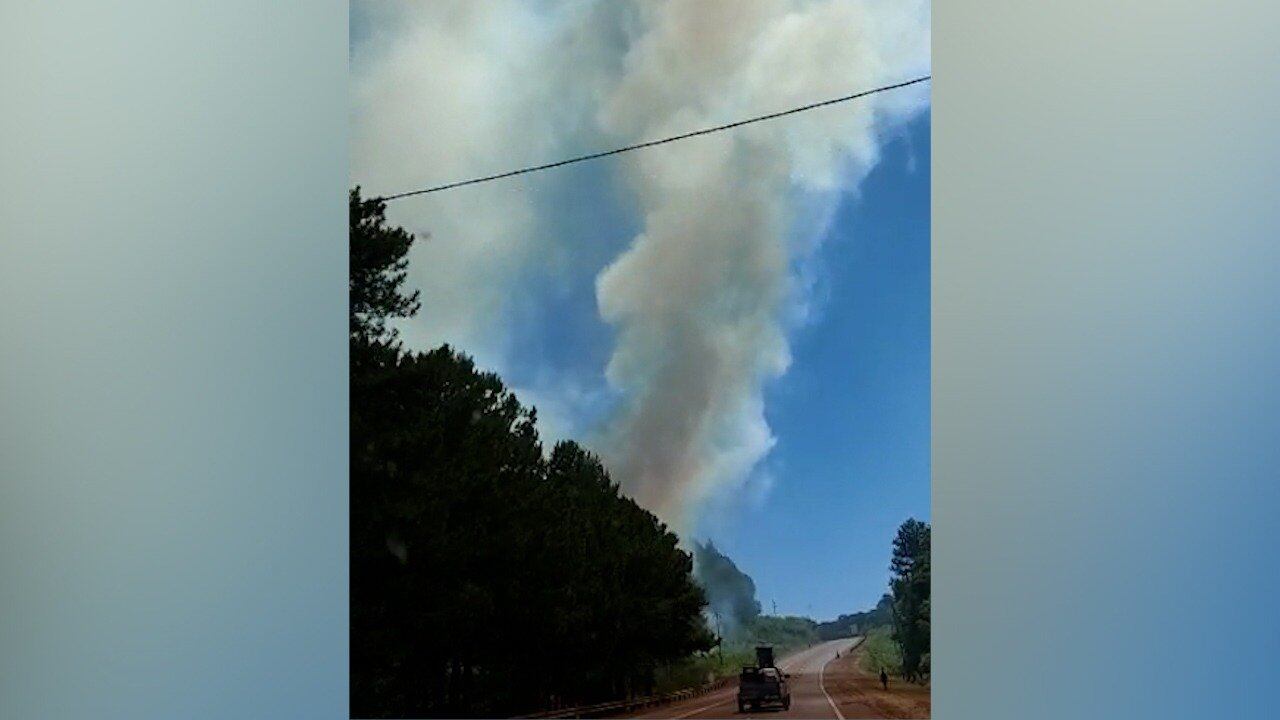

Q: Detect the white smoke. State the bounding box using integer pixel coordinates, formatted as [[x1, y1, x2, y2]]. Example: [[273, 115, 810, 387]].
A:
[[351, 1, 930, 532], [350, 1, 605, 367], [594, 0, 929, 530]]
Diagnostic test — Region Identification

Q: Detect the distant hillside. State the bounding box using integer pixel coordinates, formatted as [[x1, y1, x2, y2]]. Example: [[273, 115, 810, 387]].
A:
[[743, 614, 818, 649], [690, 542, 817, 654], [692, 540, 895, 645], [815, 594, 894, 640]]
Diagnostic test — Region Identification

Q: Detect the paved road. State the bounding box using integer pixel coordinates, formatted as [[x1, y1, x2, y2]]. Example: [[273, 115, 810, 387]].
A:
[[626, 638, 874, 719]]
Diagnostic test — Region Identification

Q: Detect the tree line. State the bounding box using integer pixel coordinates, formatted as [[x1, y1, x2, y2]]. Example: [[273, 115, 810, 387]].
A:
[[349, 190, 713, 718], [816, 518, 930, 683], [691, 540, 819, 654], [814, 593, 894, 641]]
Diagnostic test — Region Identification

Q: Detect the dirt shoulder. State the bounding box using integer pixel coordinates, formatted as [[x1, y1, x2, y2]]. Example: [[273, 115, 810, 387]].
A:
[[822, 640, 930, 719]]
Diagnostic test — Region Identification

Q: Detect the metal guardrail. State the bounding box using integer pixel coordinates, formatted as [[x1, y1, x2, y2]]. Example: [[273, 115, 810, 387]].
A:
[[518, 675, 735, 719]]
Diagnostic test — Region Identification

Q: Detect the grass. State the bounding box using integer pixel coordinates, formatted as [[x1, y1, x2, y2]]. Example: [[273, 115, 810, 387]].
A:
[[858, 626, 903, 676], [652, 648, 754, 694], [653, 616, 820, 695]]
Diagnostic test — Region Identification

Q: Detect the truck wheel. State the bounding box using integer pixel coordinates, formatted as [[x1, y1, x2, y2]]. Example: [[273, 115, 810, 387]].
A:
[[738, 701, 747, 713], [783, 697, 791, 710]]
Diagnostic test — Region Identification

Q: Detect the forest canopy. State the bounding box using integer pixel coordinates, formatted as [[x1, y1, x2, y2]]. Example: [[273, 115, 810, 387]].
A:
[[349, 189, 713, 718]]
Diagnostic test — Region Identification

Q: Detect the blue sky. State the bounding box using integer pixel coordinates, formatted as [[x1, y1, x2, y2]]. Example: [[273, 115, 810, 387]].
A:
[[351, 2, 931, 625], [498, 112, 931, 622], [714, 114, 930, 620]]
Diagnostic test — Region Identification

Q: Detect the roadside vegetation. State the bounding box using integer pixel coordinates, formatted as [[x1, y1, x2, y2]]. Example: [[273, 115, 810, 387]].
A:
[[824, 518, 931, 683], [350, 191, 714, 718], [830, 642, 931, 719], [654, 614, 818, 693], [816, 593, 894, 640], [858, 626, 904, 674], [747, 615, 820, 650], [889, 518, 931, 681], [674, 541, 820, 688], [654, 647, 753, 693]]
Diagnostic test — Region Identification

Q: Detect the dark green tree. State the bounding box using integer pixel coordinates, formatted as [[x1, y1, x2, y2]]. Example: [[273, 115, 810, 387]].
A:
[[889, 518, 931, 680], [349, 187, 420, 369], [349, 191, 713, 717]]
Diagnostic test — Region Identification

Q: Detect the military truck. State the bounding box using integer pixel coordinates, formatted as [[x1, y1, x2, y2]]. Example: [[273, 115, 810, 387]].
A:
[[737, 645, 790, 712]]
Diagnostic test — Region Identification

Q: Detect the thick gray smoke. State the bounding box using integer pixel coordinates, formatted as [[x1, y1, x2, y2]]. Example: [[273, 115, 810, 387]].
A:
[[692, 540, 763, 630], [351, 1, 930, 531], [594, 0, 929, 530]]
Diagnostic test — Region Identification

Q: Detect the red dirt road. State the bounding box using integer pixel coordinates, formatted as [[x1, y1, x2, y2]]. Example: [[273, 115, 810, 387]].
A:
[[822, 643, 931, 719]]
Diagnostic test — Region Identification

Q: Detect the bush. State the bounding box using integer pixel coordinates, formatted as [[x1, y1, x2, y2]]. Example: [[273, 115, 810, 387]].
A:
[[858, 627, 903, 676]]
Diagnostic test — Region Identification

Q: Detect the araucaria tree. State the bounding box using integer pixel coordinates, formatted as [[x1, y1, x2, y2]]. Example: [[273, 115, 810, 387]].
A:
[[349, 189, 713, 718], [889, 518, 931, 680]]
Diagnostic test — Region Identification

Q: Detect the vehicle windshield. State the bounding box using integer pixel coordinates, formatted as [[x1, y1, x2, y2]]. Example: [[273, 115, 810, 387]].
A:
[[761, 668, 781, 681]]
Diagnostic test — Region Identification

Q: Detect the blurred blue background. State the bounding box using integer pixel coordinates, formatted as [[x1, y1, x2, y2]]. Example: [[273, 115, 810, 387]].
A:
[[934, 2, 1280, 717], [1, 2, 347, 717]]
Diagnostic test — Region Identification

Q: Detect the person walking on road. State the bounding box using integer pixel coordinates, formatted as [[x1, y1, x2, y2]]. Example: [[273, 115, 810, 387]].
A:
[[880, 668, 889, 691]]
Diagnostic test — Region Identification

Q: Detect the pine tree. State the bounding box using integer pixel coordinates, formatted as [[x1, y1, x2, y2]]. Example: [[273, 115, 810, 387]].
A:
[[349, 189, 713, 717], [889, 518, 930, 680]]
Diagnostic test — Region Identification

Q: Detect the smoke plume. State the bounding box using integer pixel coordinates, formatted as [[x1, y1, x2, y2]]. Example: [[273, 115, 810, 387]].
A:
[[692, 540, 763, 630], [594, 0, 929, 529], [351, 1, 930, 531]]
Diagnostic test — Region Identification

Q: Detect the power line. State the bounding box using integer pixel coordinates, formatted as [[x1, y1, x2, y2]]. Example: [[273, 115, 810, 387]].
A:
[[375, 74, 930, 202]]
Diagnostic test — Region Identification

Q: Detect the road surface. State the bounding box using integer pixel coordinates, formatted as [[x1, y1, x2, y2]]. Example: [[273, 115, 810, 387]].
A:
[[623, 638, 877, 719]]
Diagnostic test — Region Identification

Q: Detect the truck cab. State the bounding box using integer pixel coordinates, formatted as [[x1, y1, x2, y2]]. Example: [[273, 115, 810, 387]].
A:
[[736, 665, 791, 712]]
